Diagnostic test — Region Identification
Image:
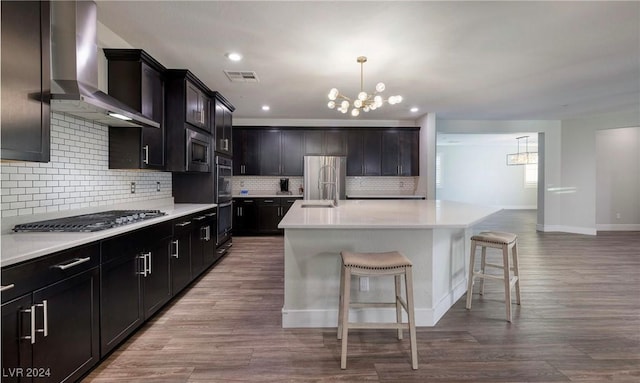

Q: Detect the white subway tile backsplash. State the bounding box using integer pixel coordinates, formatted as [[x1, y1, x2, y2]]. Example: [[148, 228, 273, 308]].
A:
[[232, 175, 417, 195], [1, 112, 173, 218]]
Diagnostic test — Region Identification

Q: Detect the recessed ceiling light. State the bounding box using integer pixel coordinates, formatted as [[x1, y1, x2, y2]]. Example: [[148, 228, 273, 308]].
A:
[[410, 107, 419, 113], [262, 105, 270, 111], [226, 52, 243, 61]]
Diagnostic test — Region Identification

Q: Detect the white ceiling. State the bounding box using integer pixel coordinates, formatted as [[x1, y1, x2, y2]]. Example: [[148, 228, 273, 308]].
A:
[[95, 1, 640, 122]]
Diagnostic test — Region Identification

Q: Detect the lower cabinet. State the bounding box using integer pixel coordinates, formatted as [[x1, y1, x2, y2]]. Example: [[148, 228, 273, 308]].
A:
[[234, 197, 301, 235], [190, 210, 218, 277], [1, 245, 100, 383], [171, 218, 193, 295], [100, 223, 172, 357]]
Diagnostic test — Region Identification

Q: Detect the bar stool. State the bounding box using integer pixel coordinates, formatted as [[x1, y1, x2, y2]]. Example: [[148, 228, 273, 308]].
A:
[[337, 250, 418, 370], [465, 231, 521, 322]]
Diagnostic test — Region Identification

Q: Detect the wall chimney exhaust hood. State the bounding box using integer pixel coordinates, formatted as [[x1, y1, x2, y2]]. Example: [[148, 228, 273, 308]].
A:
[[50, 1, 159, 129]]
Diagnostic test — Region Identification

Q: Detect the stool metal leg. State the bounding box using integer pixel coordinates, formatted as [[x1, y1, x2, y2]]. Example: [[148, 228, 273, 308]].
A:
[[502, 244, 512, 322], [405, 267, 418, 370], [466, 240, 478, 310], [512, 242, 521, 305], [340, 267, 352, 369], [337, 262, 345, 339], [395, 274, 403, 340]]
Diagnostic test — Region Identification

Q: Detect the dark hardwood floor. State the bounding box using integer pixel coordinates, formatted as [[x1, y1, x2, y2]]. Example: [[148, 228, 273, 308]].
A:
[[82, 210, 640, 382]]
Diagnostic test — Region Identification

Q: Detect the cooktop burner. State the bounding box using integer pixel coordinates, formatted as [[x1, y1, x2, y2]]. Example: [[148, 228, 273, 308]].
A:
[[13, 210, 166, 232]]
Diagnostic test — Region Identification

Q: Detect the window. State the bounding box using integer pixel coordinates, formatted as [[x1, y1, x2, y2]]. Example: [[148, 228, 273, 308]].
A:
[[524, 164, 538, 188]]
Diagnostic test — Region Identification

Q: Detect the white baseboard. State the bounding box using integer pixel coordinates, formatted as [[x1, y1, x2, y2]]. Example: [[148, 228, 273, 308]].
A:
[[538, 224, 597, 236], [596, 224, 640, 231]]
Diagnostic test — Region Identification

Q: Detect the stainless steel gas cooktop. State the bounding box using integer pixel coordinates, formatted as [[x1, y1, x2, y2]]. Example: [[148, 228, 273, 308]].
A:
[[13, 210, 166, 232]]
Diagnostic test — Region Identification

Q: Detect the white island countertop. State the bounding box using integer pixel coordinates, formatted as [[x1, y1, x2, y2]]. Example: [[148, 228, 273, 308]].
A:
[[278, 199, 501, 229], [1, 203, 216, 267]]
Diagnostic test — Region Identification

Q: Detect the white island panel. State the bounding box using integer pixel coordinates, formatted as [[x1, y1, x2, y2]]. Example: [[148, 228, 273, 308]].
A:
[[279, 200, 500, 328]]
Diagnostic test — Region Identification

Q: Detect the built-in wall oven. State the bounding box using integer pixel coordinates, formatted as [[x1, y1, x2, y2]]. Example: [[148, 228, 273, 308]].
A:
[[216, 155, 233, 251], [186, 128, 211, 172]]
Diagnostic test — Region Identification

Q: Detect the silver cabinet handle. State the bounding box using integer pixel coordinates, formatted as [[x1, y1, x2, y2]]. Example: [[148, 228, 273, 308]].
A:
[[264, 200, 274, 203], [146, 252, 152, 275], [171, 240, 179, 258], [205, 212, 217, 217], [203, 226, 211, 241], [193, 215, 206, 221], [0, 284, 15, 292], [244, 200, 253, 203], [143, 145, 149, 165], [137, 254, 148, 277], [54, 257, 91, 270], [21, 305, 36, 344], [36, 300, 48, 337], [176, 221, 191, 227]]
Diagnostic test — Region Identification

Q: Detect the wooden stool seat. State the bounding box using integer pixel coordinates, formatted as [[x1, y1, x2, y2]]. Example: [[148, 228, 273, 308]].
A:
[[465, 231, 521, 322], [338, 251, 418, 370]]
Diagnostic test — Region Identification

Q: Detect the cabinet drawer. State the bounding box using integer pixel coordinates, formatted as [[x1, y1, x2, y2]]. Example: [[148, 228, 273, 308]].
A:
[[101, 221, 172, 263], [1, 243, 100, 302], [257, 198, 279, 206]]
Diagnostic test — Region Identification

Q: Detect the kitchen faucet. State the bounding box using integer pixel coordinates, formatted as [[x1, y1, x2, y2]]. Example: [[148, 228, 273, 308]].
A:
[[318, 164, 339, 206]]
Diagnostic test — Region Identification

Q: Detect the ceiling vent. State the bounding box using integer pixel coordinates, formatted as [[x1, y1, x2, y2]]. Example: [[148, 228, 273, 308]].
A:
[[224, 70, 260, 83]]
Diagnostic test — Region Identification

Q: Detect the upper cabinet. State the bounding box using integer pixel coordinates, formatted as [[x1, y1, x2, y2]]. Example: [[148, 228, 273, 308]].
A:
[[165, 70, 211, 134], [212, 92, 235, 156], [304, 130, 347, 156], [381, 130, 419, 176], [233, 129, 260, 175], [104, 49, 167, 170], [0, 0, 50, 162]]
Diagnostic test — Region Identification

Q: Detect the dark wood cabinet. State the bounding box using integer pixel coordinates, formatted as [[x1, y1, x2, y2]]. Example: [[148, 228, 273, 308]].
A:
[[100, 223, 172, 356], [260, 130, 282, 175], [0, 0, 50, 162], [1, 244, 100, 383], [234, 197, 301, 235], [233, 129, 260, 175], [281, 130, 305, 176], [363, 130, 382, 176], [185, 81, 210, 132], [212, 93, 235, 156], [165, 70, 213, 172], [304, 130, 346, 156], [346, 130, 365, 176], [104, 49, 166, 170], [171, 219, 192, 295], [190, 211, 217, 277], [233, 199, 258, 235], [257, 199, 281, 234], [382, 130, 419, 176]]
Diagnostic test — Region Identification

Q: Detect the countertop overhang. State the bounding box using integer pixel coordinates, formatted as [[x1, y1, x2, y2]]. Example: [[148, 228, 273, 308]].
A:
[[278, 199, 501, 230], [1, 202, 217, 267]]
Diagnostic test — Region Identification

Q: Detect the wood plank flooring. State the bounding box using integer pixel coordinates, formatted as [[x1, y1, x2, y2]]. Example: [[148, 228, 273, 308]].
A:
[[82, 210, 640, 382]]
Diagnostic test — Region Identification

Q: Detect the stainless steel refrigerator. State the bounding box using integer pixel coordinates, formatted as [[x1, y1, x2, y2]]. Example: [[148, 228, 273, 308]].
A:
[[303, 156, 347, 201]]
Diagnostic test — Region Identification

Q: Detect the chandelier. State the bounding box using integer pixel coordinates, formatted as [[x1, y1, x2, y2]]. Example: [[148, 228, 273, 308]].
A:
[[506, 136, 538, 165], [327, 56, 402, 117]]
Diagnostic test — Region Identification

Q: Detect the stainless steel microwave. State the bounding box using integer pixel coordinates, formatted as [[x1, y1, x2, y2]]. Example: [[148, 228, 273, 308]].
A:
[[186, 128, 211, 172]]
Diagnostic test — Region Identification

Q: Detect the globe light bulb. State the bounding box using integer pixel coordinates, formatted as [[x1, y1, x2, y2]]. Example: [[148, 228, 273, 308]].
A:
[[374, 95, 382, 104], [375, 82, 385, 92], [341, 107, 348, 114], [358, 91, 367, 101], [388, 96, 397, 105], [328, 101, 336, 109], [396, 95, 403, 103], [351, 108, 360, 117], [363, 106, 370, 112], [354, 99, 362, 108], [341, 100, 349, 109], [328, 88, 338, 100]]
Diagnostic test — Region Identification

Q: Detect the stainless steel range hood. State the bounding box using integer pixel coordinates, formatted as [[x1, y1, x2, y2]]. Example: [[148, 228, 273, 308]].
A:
[[50, 1, 159, 129]]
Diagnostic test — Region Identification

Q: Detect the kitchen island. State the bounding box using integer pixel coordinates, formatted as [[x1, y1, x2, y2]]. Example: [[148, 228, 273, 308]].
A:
[[278, 199, 501, 328]]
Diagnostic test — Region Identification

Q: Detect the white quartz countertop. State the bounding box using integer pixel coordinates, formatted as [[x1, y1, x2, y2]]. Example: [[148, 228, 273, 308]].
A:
[[1, 203, 216, 267], [346, 191, 426, 199], [278, 199, 501, 229]]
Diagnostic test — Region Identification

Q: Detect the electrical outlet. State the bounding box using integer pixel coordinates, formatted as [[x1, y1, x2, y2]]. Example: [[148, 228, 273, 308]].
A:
[[130, 182, 136, 194], [359, 276, 369, 292], [240, 181, 245, 187], [156, 181, 161, 192], [400, 181, 404, 188]]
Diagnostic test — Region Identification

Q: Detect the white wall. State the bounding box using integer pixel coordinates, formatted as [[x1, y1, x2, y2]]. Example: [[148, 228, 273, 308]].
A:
[[596, 127, 640, 229], [437, 143, 537, 209]]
